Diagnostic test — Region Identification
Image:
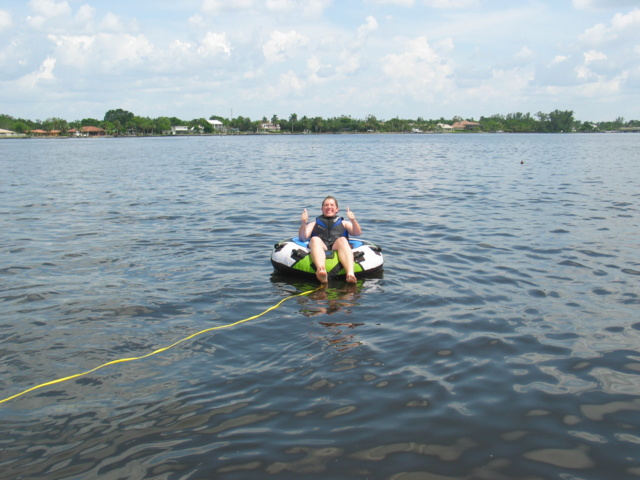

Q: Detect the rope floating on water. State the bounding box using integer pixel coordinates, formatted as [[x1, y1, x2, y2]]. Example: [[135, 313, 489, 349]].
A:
[[1, 287, 320, 405]]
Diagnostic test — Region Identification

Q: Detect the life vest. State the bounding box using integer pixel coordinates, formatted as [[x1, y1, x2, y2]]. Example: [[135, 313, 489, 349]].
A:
[[311, 215, 348, 247]]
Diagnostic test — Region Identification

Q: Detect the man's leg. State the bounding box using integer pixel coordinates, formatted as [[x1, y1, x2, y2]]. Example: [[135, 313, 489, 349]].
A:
[[309, 237, 328, 283], [333, 237, 356, 283]]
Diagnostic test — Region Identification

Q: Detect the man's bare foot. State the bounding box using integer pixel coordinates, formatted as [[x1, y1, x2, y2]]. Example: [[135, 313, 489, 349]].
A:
[[346, 273, 357, 284], [316, 267, 328, 283]]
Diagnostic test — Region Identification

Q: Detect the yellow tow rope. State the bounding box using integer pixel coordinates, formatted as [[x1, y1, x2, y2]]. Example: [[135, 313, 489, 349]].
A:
[[1, 287, 320, 405]]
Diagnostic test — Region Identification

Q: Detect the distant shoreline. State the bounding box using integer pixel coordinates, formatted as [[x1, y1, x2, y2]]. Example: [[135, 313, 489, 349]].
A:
[[2, 130, 638, 140]]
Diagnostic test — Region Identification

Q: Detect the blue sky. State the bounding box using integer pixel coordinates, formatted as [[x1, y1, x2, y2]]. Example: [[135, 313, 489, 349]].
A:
[[1, 0, 638, 122]]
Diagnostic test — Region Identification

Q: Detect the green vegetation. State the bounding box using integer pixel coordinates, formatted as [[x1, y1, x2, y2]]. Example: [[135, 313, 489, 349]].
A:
[[1, 109, 639, 136]]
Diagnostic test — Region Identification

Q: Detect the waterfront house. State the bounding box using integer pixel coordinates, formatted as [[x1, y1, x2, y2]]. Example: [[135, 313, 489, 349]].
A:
[[170, 125, 204, 134], [260, 122, 281, 132], [81, 126, 106, 136], [0, 128, 18, 137], [29, 129, 48, 137], [452, 120, 481, 131], [207, 119, 225, 131], [170, 126, 190, 134]]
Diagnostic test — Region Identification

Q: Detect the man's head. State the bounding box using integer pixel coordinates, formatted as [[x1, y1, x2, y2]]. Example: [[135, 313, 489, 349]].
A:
[[321, 196, 339, 217]]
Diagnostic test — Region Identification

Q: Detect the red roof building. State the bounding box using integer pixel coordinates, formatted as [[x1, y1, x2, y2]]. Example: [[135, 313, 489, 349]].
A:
[[80, 126, 106, 136]]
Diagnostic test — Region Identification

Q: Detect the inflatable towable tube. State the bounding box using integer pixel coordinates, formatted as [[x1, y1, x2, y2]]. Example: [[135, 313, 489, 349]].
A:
[[271, 237, 383, 279]]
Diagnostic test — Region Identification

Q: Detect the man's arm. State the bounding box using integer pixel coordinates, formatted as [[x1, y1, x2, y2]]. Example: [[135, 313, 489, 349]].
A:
[[298, 208, 315, 240], [345, 207, 362, 236]]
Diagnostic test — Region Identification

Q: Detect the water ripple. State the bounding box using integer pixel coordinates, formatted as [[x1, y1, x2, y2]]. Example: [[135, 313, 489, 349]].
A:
[[1, 134, 639, 479]]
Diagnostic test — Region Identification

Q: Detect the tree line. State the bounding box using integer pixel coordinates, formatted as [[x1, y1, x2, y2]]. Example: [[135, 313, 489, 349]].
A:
[[1, 109, 638, 136]]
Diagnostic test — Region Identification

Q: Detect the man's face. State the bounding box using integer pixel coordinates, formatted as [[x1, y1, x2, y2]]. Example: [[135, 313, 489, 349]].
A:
[[322, 199, 338, 217]]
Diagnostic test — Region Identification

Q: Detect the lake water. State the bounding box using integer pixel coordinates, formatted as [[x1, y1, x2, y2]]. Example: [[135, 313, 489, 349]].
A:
[[1, 133, 639, 479]]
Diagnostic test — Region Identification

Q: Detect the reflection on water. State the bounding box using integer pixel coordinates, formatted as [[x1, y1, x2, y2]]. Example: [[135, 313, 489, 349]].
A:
[[316, 321, 365, 352], [1, 134, 639, 479], [272, 277, 370, 352], [302, 282, 362, 317], [308, 283, 366, 351]]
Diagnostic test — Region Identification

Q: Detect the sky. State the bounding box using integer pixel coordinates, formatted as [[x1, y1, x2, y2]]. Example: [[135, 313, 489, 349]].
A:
[[1, 0, 639, 123]]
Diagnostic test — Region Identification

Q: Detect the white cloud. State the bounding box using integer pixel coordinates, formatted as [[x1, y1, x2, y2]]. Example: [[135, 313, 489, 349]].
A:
[[357, 16, 378, 44], [433, 38, 454, 54], [201, 0, 254, 15], [550, 55, 569, 66], [28, 0, 71, 17], [337, 49, 362, 76], [96, 34, 153, 67], [307, 55, 334, 81], [572, 70, 629, 97], [17, 56, 57, 89], [579, 9, 640, 45], [26, 0, 92, 31], [265, 0, 291, 11], [575, 49, 613, 82], [37, 56, 57, 79], [264, 0, 332, 18], [75, 5, 94, 24], [197, 31, 231, 58], [515, 46, 536, 61], [463, 67, 534, 107], [263, 30, 309, 62], [99, 13, 126, 33], [26, 15, 46, 29], [0, 10, 12, 31], [302, 0, 333, 17], [574, 50, 608, 81], [381, 36, 453, 98], [188, 14, 206, 28], [158, 34, 232, 70], [170, 39, 192, 55], [579, 24, 611, 45], [25, 2, 130, 36], [611, 8, 640, 30], [583, 49, 607, 64], [575, 65, 596, 80], [276, 70, 304, 93], [48, 34, 94, 67], [48, 33, 153, 70]]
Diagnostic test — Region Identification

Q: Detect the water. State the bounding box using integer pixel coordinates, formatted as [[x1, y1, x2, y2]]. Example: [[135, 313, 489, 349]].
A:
[[1, 133, 639, 479]]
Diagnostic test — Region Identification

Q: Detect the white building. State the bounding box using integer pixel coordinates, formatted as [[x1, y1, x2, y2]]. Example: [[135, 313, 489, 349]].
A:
[[207, 119, 224, 130], [170, 126, 189, 134], [260, 122, 280, 132], [0, 128, 19, 137]]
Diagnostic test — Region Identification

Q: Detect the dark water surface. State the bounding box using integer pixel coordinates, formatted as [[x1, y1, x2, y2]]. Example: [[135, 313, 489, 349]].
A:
[[1, 134, 639, 479]]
